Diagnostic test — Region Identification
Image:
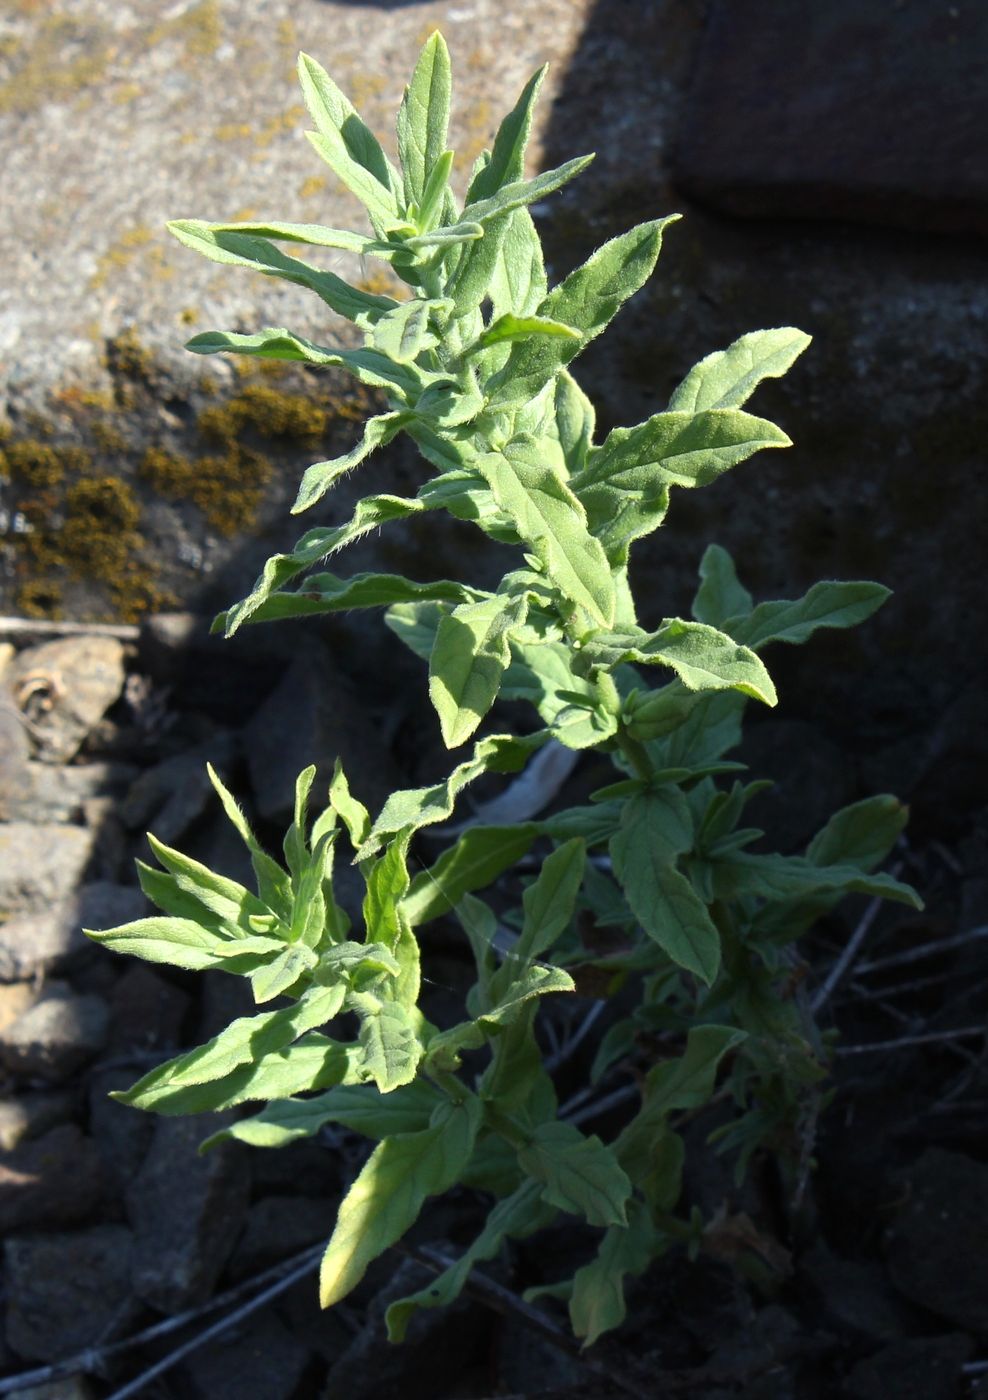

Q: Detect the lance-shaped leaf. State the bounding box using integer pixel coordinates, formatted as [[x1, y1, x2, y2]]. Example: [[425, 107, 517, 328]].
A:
[[298, 53, 400, 224], [362, 832, 412, 953], [429, 594, 525, 748], [367, 300, 447, 364], [320, 1097, 482, 1307], [387, 1180, 552, 1341], [489, 210, 548, 320], [219, 493, 429, 636], [711, 851, 922, 908], [85, 915, 236, 972], [352, 995, 423, 1092], [487, 217, 679, 408], [226, 572, 483, 628], [360, 730, 548, 858], [584, 620, 777, 706], [518, 1121, 631, 1227], [143, 832, 269, 931], [610, 790, 721, 983], [470, 313, 579, 353], [572, 407, 791, 545], [430, 963, 575, 1061], [729, 581, 891, 650], [401, 823, 538, 925], [112, 984, 347, 1114], [806, 794, 910, 871], [569, 1198, 658, 1347], [202, 1078, 443, 1151], [172, 218, 398, 257], [205, 764, 293, 917], [467, 64, 546, 203], [692, 544, 753, 628], [250, 944, 318, 1004], [460, 154, 594, 232], [668, 327, 811, 412], [397, 31, 452, 205], [292, 413, 410, 514], [475, 439, 615, 626], [166, 222, 396, 324], [553, 369, 596, 473], [183, 327, 425, 398], [515, 838, 586, 963], [501, 637, 613, 749]]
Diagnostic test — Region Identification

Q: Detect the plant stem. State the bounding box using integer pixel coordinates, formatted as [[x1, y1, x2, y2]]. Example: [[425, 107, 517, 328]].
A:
[[616, 727, 654, 781]]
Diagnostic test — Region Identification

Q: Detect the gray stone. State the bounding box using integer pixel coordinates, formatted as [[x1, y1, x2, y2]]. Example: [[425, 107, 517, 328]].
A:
[[179, 1312, 312, 1400], [244, 651, 397, 822], [844, 1335, 974, 1400], [0, 697, 31, 820], [886, 1148, 988, 1337], [0, 1124, 103, 1232], [0, 881, 145, 982], [126, 1114, 250, 1312], [7, 637, 126, 763], [0, 983, 109, 1082], [0, 1090, 76, 1152], [0, 980, 37, 1032], [229, 1195, 335, 1279], [105, 962, 190, 1053], [4, 1226, 137, 1363], [88, 1066, 156, 1203], [674, 2, 988, 234], [0, 823, 95, 914], [120, 735, 234, 845], [0, 760, 139, 824]]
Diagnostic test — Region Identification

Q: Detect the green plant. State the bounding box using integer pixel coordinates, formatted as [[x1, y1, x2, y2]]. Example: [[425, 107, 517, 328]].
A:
[[90, 35, 921, 1345]]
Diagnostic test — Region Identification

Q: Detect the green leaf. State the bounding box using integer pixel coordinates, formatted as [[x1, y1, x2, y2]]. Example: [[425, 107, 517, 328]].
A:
[[329, 761, 371, 849], [203, 1079, 444, 1153], [467, 65, 546, 202], [360, 731, 548, 858], [292, 413, 410, 514], [387, 1179, 552, 1341], [473, 314, 579, 352], [353, 995, 423, 1092], [475, 438, 615, 627], [298, 53, 400, 224], [668, 327, 811, 412], [166, 222, 396, 324], [572, 408, 791, 552], [692, 544, 753, 627], [206, 764, 292, 916], [585, 620, 777, 706], [711, 852, 923, 909], [112, 984, 347, 1114], [397, 31, 452, 205], [462, 155, 594, 230], [320, 1096, 482, 1307], [220, 493, 429, 636], [488, 210, 548, 320], [729, 581, 891, 650], [251, 944, 318, 1004], [361, 833, 412, 952], [145, 832, 269, 930], [516, 838, 586, 962], [610, 790, 721, 983], [553, 369, 596, 473], [433, 964, 575, 1061], [641, 1024, 746, 1114], [518, 1121, 631, 1227], [184, 327, 424, 398], [85, 915, 233, 972], [401, 824, 538, 925], [806, 794, 909, 872], [569, 1198, 657, 1346], [428, 594, 524, 748], [221, 572, 481, 629], [368, 300, 446, 364], [488, 217, 679, 408], [504, 638, 614, 749]]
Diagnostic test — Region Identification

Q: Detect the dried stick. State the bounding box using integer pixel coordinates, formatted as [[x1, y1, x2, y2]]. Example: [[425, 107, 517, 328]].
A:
[[834, 1025, 987, 1057], [810, 869, 902, 1013], [854, 924, 988, 977], [0, 617, 140, 641]]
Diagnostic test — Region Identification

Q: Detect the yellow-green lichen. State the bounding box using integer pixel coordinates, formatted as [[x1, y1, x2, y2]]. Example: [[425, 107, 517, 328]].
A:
[[198, 385, 328, 449], [149, 0, 221, 63], [15, 579, 63, 620], [140, 444, 272, 535], [0, 15, 110, 117], [2, 440, 64, 489]]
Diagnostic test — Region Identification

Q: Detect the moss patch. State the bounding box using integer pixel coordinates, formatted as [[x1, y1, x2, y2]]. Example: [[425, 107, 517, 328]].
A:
[[140, 444, 272, 536], [198, 385, 328, 449]]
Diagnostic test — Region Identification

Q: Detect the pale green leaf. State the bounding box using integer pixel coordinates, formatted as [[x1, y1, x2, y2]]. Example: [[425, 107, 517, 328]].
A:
[[397, 31, 452, 204], [488, 210, 547, 319], [250, 944, 318, 1004], [353, 995, 423, 1092], [201, 1078, 443, 1151], [569, 1198, 657, 1346], [298, 53, 399, 224], [668, 327, 811, 412], [692, 544, 753, 627], [401, 824, 538, 925], [466, 65, 546, 202], [473, 314, 579, 351], [730, 581, 891, 650], [184, 327, 424, 397], [320, 1097, 482, 1306], [585, 620, 777, 706], [85, 915, 231, 972], [292, 413, 410, 514], [367, 300, 445, 364], [518, 1121, 631, 1227], [516, 838, 586, 962], [428, 594, 523, 748], [553, 369, 595, 473], [806, 795, 910, 871], [712, 852, 923, 908]]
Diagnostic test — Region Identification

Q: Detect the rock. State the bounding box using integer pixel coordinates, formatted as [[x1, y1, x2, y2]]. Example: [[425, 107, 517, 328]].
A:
[[844, 1335, 974, 1400], [0, 1123, 103, 1232], [5, 1381, 95, 1400], [88, 1066, 156, 1204], [137, 614, 291, 724], [244, 650, 397, 822], [674, 2, 988, 235], [228, 1195, 335, 1279], [800, 1241, 908, 1342], [7, 637, 126, 763], [0, 823, 95, 914], [0, 1090, 76, 1152], [105, 963, 190, 1054], [120, 735, 235, 845], [0, 760, 139, 823], [0, 698, 31, 820], [0, 983, 109, 1082], [885, 1147, 988, 1337], [127, 1114, 250, 1312], [4, 1226, 137, 1362], [0, 981, 37, 1032], [249, 1138, 342, 1201], [0, 881, 145, 982], [178, 1312, 312, 1400], [738, 718, 855, 851]]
